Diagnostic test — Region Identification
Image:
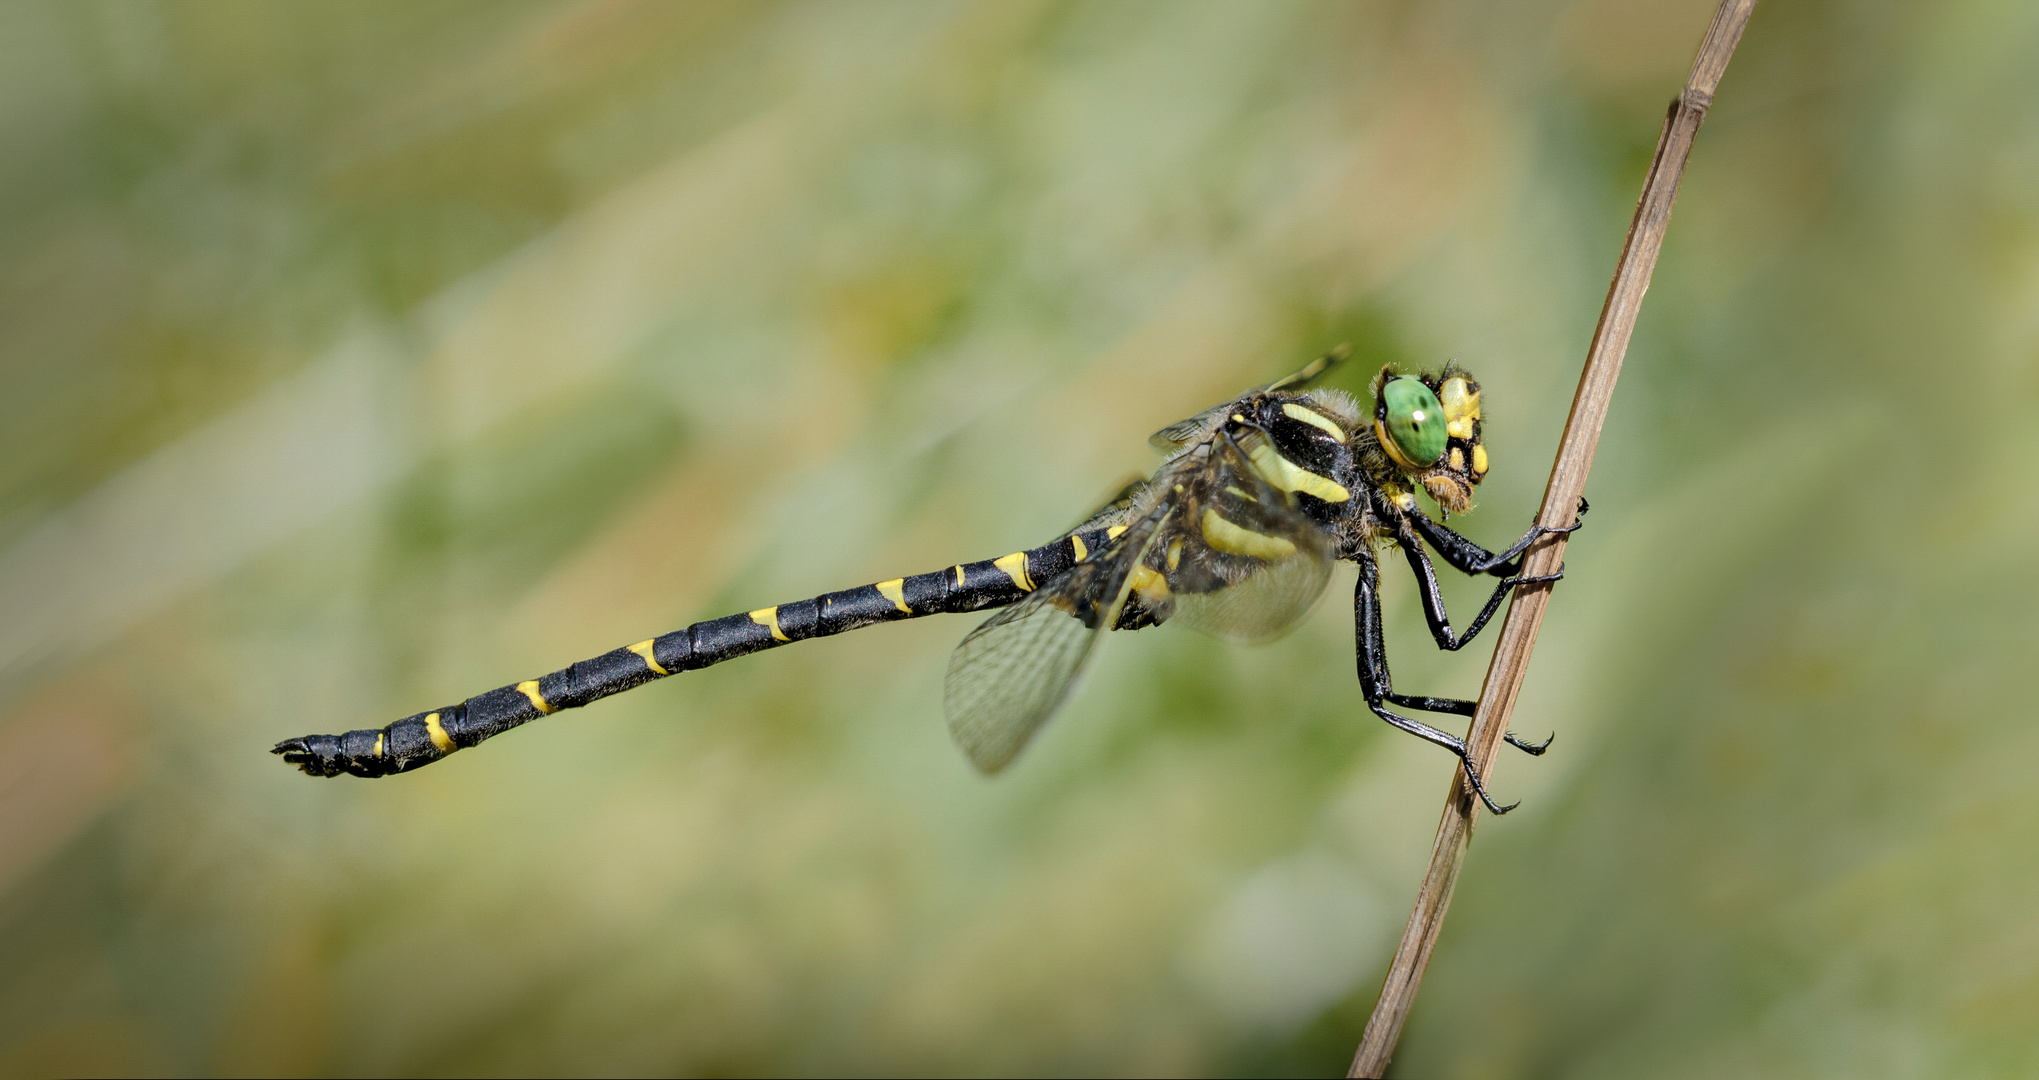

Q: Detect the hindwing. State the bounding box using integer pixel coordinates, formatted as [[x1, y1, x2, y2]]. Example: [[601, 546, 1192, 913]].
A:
[[944, 368, 1346, 772], [943, 503, 1167, 774], [1147, 350, 1344, 452], [1143, 428, 1336, 643]]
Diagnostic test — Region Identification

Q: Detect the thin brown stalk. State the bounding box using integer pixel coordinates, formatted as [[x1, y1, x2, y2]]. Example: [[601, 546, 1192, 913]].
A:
[[1348, 2, 1756, 1075]]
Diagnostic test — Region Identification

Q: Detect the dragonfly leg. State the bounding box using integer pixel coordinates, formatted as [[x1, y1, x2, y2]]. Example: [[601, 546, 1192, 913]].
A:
[[1397, 530, 1564, 652], [1354, 552, 1521, 814], [1410, 496, 1588, 577], [1366, 700, 1519, 815], [1381, 694, 1554, 756], [1384, 534, 1557, 754], [1506, 730, 1555, 755]]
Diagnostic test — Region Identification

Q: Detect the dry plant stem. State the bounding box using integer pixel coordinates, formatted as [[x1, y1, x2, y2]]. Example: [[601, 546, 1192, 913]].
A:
[[1348, 2, 1756, 1076]]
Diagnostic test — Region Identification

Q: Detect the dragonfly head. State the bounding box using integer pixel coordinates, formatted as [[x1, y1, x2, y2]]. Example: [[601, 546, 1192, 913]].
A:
[[1371, 364, 1487, 515]]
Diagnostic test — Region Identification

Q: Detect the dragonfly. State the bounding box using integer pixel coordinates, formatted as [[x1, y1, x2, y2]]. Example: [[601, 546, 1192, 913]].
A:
[[275, 352, 1583, 813]]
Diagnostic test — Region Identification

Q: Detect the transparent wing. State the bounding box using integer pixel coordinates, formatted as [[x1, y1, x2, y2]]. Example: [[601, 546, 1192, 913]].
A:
[[1146, 350, 1345, 452], [1069, 475, 1148, 534], [1171, 553, 1333, 643], [1260, 348, 1344, 393], [1148, 405, 1229, 453], [950, 383, 1344, 772], [944, 510, 1166, 774], [1163, 429, 1337, 644]]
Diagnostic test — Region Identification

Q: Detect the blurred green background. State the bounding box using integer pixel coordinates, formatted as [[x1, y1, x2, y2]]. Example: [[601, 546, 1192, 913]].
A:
[[2, 1, 2035, 1076]]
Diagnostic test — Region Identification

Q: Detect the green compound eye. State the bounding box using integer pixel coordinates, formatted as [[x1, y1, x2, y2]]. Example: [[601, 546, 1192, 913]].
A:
[[1380, 377, 1447, 468]]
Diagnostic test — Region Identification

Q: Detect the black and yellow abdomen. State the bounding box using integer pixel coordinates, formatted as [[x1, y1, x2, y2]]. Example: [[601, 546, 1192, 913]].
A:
[[274, 526, 1116, 778]]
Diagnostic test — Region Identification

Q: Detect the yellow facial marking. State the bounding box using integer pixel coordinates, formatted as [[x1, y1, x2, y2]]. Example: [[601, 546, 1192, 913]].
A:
[[993, 551, 1035, 591], [1449, 447, 1465, 472], [1130, 564, 1172, 602], [1201, 508, 1298, 560], [1472, 443, 1489, 476], [1388, 485, 1417, 511], [425, 711, 456, 753], [1282, 402, 1347, 441], [373, 733, 385, 757], [1247, 440, 1351, 502], [628, 639, 669, 676], [1069, 534, 1088, 562], [517, 680, 556, 715], [749, 607, 790, 642], [1106, 525, 1129, 540], [1440, 378, 1480, 439], [875, 578, 911, 614]]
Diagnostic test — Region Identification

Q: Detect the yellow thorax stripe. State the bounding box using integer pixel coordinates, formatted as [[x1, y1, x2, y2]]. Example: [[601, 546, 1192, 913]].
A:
[[1201, 508, 1298, 560], [1281, 402, 1347, 441], [1245, 440, 1350, 503]]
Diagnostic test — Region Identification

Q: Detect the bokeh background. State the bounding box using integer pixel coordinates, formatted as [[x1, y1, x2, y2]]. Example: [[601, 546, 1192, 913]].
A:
[[2, 1, 2035, 1076]]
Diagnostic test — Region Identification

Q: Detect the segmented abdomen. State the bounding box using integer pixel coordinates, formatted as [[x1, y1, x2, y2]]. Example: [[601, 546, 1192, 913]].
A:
[[274, 526, 1113, 777]]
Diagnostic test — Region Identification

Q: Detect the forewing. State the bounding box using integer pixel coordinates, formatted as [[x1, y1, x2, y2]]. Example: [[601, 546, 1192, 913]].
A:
[[1148, 405, 1227, 453], [944, 512, 1165, 773], [1166, 430, 1336, 644], [1069, 476, 1148, 534], [1259, 349, 1343, 393], [1146, 351, 1344, 452], [1171, 553, 1333, 643]]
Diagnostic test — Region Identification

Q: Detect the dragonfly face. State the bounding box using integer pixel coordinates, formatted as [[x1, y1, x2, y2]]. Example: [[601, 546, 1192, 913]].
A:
[[1366, 365, 1488, 517], [276, 351, 1579, 814]]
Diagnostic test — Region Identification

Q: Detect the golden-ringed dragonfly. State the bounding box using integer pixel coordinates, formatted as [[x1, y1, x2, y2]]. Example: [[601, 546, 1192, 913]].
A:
[[275, 353, 1584, 813]]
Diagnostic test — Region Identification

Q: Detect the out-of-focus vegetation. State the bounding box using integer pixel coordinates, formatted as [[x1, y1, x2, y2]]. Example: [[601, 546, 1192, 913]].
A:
[[2, 1, 2035, 1076]]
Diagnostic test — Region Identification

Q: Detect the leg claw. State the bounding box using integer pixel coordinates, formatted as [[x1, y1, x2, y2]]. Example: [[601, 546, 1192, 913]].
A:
[[1505, 730, 1555, 756]]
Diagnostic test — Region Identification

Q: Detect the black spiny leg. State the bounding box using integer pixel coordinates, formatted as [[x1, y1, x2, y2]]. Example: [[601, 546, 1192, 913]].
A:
[[1380, 688, 1554, 755], [1387, 529, 1558, 754], [1408, 496, 1588, 578], [1396, 528, 1564, 653], [1352, 552, 1519, 815]]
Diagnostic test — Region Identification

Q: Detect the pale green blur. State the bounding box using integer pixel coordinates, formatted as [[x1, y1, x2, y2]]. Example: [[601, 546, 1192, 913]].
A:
[[2, 2, 2035, 1076]]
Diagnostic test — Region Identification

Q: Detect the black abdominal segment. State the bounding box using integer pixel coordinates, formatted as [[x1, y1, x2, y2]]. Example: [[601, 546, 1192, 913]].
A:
[[275, 354, 1586, 816], [275, 527, 1116, 777]]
